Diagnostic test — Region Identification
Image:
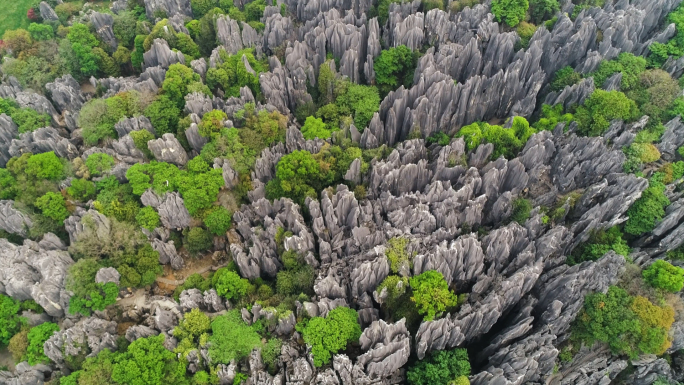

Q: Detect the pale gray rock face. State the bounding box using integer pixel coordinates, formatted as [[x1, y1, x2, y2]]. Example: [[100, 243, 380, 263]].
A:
[[157, 192, 192, 229], [9, 126, 79, 160], [356, 319, 410, 380], [0, 236, 73, 318], [0, 201, 32, 237], [143, 39, 186, 70], [179, 288, 204, 311], [216, 16, 244, 54], [95, 267, 121, 285], [144, 0, 193, 19], [0, 362, 52, 385], [39, 1, 59, 21], [147, 133, 189, 165], [184, 92, 213, 117], [0, 114, 18, 167], [658, 116, 684, 160], [91, 12, 118, 49], [153, 238, 184, 269], [125, 325, 159, 342], [46, 74, 86, 115], [115, 116, 155, 138], [111, 0, 129, 13], [44, 317, 118, 371]]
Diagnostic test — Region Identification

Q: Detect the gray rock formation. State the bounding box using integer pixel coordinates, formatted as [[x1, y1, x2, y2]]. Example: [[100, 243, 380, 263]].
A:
[[95, 267, 121, 285], [0, 236, 73, 318], [0, 114, 18, 167], [9, 127, 79, 160], [91, 12, 118, 49], [115, 116, 155, 138], [147, 133, 189, 165], [39, 1, 59, 21], [44, 317, 118, 371], [0, 201, 32, 237], [157, 192, 192, 229], [144, 0, 193, 19], [143, 39, 186, 71]]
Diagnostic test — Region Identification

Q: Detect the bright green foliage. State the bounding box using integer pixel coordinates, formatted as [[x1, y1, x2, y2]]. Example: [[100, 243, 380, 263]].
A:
[[10, 108, 51, 133], [136, 206, 160, 231], [126, 161, 181, 196], [132, 35, 146, 71], [68, 178, 97, 201], [67, 258, 120, 316], [86, 153, 115, 177], [406, 348, 471, 385], [449, 376, 470, 385], [0, 295, 23, 346], [200, 127, 257, 175], [25, 151, 64, 180], [591, 53, 647, 92], [91, 176, 141, 222], [92, 47, 121, 78], [301, 116, 332, 140], [0, 169, 17, 200], [192, 0, 219, 18], [199, 109, 228, 138], [67, 24, 100, 78], [26, 322, 60, 365], [575, 90, 640, 136], [516, 22, 537, 49], [209, 310, 262, 364], [236, 104, 288, 154], [374, 45, 418, 97], [213, 268, 252, 301], [174, 308, 211, 341], [233, 373, 248, 385], [491, 0, 529, 27], [550, 66, 582, 91], [244, 0, 266, 21], [206, 48, 266, 98], [509, 197, 532, 224], [410, 270, 458, 321], [300, 307, 362, 367], [112, 335, 182, 385], [163, 63, 207, 109], [624, 180, 670, 236], [645, 3, 684, 67], [276, 251, 315, 296], [568, 227, 630, 265], [35, 192, 69, 221], [571, 286, 674, 357], [643, 260, 684, 293], [529, 0, 559, 24], [335, 83, 380, 129], [143, 20, 201, 60], [112, 11, 138, 48], [426, 132, 451, 146], [456, 118, 535, 159], [386, 237, 413, 274], [203, 206, 232, 235], [144, 95, 181, 136], [267, 150, 322, 204]]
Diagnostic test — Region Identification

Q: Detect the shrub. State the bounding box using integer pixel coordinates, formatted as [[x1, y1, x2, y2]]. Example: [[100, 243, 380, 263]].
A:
[[11, 108, 51, 133], [111, 335, 180, 385], [68, 178, 96, 201], [571, 286, 674, 357], [568, 227, 630, 265], [591, 53, 647, 92], [575, 90, 640, 136], [25, 152, 64, 180], [509, 197, 532, 224], [163, 63, 206, 109], [624, 181, 670, 236], [335, 83, 380, 129], [491, 0, 529, 27], [0, 295, 23, 346], [516, 22, 537, 49], [406, 348, 471, 385], [213, 269, 252, 301], [300, 307, 362, 367], [144, 95, 181, 136], [203, 206, 232, 235], [301, 116, 332, 140], [136, 206, 160, 231], [173, 273, 213, 299], [410, 270, 458, 321], [529, 0, 559, 24], [209, 310, 262, 364], [386, 237, 413, 274], [8, 328, 28, 362], [85, 153, 115, 177], [129, 129, 155, 157], [276, 251, 315, 296], [373, 45, 418, 97], [174, 308, 211, 341], [205, 48, 266, 98], [35, 192, 70, 221], [643, 260, 684, 293], [198, 109, 227, 138], [26, 322, 60, 365], [550, 66, 582, 91]]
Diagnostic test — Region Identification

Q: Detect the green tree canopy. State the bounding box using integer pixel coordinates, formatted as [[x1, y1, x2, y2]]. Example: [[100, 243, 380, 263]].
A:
[[410, 270, 458, 321], [373, 45, 418, 97], [300, 307, 362, 367], [406, 348, 471, 385], [491, 0, 529, 27], [208, 310, 262, 364], [643, 260, 684, 293]]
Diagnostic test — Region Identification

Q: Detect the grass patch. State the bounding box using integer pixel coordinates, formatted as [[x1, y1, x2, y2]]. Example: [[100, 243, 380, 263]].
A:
[[0, 0, 34, 37]]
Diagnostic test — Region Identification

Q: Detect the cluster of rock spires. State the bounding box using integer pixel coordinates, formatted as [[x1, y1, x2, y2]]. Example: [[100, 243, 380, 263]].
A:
[[1, 0, 684, 384]]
